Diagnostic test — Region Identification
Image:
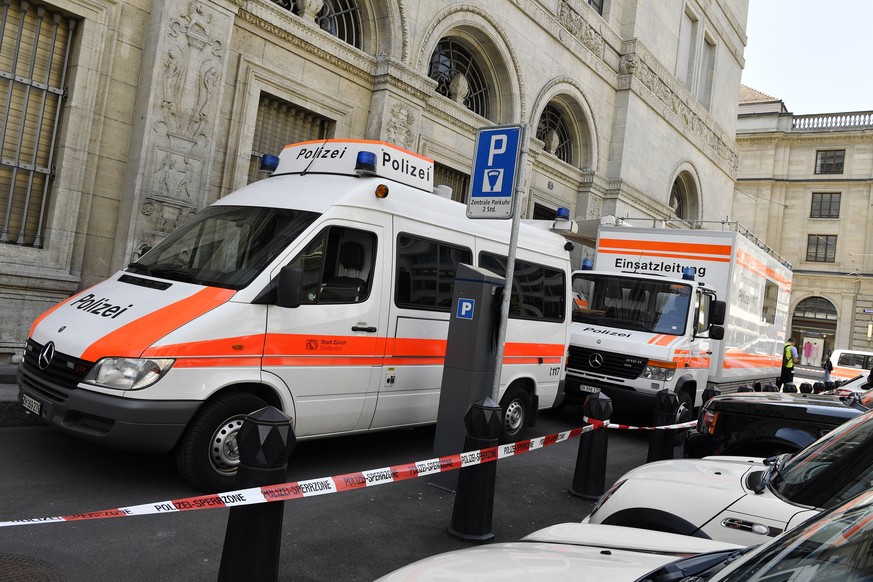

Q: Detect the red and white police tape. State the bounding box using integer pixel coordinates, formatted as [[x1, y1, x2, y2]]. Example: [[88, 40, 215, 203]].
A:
[[584, 417, 698, 431], [0, 418, 694, 528]]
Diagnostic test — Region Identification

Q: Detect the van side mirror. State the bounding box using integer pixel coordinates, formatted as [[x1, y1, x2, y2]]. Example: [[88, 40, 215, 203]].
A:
[[708, 325, 725, 340], [276, 265, 303, 308], [709, 300, 726, 326]]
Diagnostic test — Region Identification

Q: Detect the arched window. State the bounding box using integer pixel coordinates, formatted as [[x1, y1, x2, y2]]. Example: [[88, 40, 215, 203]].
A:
[[536, 103, 573, 164], [794, 297, 838, 321], [428, 37, 490, 119], [275, 0, 363, 49], [669, 178, 686, 220]]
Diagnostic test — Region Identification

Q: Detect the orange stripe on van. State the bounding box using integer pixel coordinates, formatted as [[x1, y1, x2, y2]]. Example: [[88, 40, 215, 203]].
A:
[[81, 287, 235, 361], [598, 238, 733, 257], [143, 335, 266, 358], [598, 249, 732, 263]]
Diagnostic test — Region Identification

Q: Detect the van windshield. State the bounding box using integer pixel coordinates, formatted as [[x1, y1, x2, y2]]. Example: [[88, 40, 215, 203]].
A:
[[127, 206, 318, 289], [571, 273, 692, 334]]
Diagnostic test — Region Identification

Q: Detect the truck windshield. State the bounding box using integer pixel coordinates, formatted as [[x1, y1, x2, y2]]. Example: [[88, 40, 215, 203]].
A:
[[571, 273, 692, 334], [126, 206, 318, 290]]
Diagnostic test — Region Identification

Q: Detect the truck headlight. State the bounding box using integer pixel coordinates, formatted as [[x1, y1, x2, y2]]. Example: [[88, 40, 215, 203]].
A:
[[84, 357, 175, 390], [641, 363, 676, 382]]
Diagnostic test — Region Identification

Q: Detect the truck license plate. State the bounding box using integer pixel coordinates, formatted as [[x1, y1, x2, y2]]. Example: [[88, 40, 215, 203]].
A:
[[579, 385, 599, 393], [20, 393, 41, 415]]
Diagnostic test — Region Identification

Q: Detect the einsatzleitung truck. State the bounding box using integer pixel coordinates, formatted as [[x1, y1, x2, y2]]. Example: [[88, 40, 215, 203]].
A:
[[565, 224, 792, 420], [17, 139, 573, 492]]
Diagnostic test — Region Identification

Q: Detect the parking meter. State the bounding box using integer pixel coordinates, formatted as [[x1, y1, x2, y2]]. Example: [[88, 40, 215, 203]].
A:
[[430, 263, 504, 492]]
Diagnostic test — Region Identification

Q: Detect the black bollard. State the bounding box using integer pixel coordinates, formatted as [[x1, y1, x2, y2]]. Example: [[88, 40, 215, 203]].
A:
[[737, 384, 753, 393], [218, 406, 295, 582], [570, 391, 613, 500], [449, 397, 502, 542], [799, 382, 813, 394], [753, 382, 762, 392], [812, 381, 825, 393], [825, 381, 836, 391], [765, 382, 779, 392], [702, 386, 721, 406], [783, 382, 797, 393], [647, 389, 679, 463]]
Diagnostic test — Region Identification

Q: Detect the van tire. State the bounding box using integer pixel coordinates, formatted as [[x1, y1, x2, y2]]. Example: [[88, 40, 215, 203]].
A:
[[673, 391, 694, 447], [500, 385, 531, 444], [175, 392, 269, 492]]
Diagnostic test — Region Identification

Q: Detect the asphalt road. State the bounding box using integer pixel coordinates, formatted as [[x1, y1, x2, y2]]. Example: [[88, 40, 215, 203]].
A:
[[0, 400, 668, 581]]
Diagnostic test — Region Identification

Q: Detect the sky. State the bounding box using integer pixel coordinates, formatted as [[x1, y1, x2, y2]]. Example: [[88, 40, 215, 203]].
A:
[[741, 0, 873, 115]]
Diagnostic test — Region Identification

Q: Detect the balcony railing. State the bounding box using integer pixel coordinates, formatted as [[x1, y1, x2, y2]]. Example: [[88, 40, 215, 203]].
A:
[[792, 111, 873, 131]]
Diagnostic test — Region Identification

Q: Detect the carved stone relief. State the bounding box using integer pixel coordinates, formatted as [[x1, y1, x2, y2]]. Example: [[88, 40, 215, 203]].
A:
[[385, 102, 418, 151], [557, 1, 605, 58]]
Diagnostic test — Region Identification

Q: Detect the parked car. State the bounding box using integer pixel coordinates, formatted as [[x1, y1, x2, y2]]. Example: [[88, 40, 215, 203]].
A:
[[584, 406, 873, 545], [825, 373, 872, 397], [684, 391, 865, 458], [378, 489, 873, 581]]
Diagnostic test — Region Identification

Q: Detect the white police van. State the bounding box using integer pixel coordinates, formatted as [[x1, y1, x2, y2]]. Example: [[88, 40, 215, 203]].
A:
[[18, 140, 572, 491]]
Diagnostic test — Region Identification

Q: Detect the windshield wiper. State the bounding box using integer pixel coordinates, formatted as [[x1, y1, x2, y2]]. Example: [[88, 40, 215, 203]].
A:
[[148, 267, 196, 282], [126, 262, 152, 275]]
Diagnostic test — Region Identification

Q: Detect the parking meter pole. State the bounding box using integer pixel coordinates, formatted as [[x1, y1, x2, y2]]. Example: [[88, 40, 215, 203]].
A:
[[570, 392, 612, 500], [647, 389, 679, 463], [218, 406, 295, 582], [431, 264, 504, 493], [449, 398, 502, 542]]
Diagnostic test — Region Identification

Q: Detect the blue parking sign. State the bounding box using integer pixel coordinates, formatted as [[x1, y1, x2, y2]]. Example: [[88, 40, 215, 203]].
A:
[[467, 125, 522, 219], [456, 298, 475, 320]]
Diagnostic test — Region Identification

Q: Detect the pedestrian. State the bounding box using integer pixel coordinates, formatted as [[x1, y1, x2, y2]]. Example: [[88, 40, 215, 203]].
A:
[[822, 353, 833, 383], [780, 337, 799, 389]]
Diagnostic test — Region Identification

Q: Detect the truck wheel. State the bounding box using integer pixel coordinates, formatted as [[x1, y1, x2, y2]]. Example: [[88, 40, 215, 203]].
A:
[[673, 391, 694, 447], [500, 385, 531, 443], [175, 392, 269, 492]]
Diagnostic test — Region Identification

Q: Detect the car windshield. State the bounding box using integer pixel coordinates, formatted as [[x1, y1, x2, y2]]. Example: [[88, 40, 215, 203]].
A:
[[769, 409, 873, 509], [707, 489, 873, 581], [127, 206, 318, 290], [571, 273, 692, 334]]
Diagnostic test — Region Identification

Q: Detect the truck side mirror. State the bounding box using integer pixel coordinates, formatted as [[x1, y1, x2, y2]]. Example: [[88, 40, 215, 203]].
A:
[[276, 265, 303, 308], [710, 300, 726, 326], [708, 325, 725, 340]]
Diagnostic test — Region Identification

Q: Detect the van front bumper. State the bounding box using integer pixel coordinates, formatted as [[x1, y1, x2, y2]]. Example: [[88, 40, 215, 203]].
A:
[[18, 368, 199, 454]]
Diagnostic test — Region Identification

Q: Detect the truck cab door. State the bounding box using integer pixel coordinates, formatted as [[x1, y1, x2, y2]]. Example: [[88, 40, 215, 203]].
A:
[[264, 217, 389, 437]]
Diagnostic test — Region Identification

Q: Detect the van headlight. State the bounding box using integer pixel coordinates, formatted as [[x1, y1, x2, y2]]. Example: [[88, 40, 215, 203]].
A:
[[641, 364, 676, 382], [84, 357, 175, 390]]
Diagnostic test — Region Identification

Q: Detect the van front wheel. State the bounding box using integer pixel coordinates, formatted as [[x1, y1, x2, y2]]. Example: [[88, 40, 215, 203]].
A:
[[175, 392, 269, 492], [500, 385, 531, 443]]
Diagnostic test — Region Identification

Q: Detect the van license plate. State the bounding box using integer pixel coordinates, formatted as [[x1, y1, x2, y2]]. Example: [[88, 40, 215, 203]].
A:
[[579, 385, 599, 393], [20, 393, 41, 415]]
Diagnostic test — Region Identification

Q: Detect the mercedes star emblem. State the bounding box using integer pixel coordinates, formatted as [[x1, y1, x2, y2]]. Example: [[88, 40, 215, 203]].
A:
[[38, 342, 55, 371], [588, 352, 604, 369]]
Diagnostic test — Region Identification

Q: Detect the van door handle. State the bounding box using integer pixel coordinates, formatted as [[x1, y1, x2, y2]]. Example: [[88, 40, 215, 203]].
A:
[[352, 325, 377, 333]]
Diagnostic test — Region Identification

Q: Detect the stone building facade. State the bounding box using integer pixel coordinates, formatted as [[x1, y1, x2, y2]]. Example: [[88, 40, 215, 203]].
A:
[[733, 86, 873, 359], [0, 0, 749, 361]]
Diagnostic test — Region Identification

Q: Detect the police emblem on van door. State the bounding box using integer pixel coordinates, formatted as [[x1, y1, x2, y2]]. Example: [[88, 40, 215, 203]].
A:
[[38, 342, 55, 370]]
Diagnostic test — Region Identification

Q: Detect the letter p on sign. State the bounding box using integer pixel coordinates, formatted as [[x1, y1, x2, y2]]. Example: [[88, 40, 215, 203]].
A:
[[487, 135, 507, 166], [457, 298, 475, 320]]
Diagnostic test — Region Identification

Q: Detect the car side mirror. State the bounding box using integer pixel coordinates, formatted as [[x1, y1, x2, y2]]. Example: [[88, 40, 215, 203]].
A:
[[276, 265, 303, 308], [709, 300, 726, 326], [708, 325, 725, 340]]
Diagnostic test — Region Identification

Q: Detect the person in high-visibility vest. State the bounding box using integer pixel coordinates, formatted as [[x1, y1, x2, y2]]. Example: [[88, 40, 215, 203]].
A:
[[780, 337, 799, 389]]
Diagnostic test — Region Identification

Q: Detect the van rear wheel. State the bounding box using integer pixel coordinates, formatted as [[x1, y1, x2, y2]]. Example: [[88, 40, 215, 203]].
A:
[[500, 385, 531, 443], [175, 392, 269, 492]]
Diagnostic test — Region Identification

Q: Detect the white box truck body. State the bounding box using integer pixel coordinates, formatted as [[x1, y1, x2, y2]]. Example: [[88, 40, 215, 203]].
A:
[[565, 226, 792, 416]]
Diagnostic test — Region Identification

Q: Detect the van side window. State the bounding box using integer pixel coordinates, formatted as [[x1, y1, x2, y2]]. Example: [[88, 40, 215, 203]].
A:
[[289, 227, 376, 304], [478, 252, 566, 322], [395, 234, 472, 311]]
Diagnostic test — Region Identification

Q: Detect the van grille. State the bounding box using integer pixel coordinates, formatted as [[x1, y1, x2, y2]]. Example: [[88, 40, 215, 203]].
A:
[[567, 345, 647, 380], [19, 339, 93, 402]]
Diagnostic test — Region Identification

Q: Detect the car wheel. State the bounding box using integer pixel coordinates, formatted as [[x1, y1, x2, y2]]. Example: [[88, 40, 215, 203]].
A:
[[500, 385, 531, 444], [673, 391, 694, 447], [175, 392, 269, 492]]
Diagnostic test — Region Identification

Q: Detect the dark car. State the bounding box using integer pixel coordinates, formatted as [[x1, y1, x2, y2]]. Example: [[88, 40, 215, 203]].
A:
[[684, 391, 865, 458]]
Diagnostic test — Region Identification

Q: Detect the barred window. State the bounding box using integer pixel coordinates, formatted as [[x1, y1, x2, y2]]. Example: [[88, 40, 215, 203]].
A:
[[428, 38, 490, 119], [794, 297, 837, 321], [270, 0, 362, 49], [0, 2, 76, 247], [248, 93, 335, 183], [536, 103, 573, 164], [434, 162, 469, 203], [815, 150, 844, 175], [806, 234, 837, 263], [810, 192, 841, 219]]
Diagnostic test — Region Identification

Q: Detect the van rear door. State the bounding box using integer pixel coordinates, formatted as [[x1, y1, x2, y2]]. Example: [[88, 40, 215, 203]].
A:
[[263, 216, 389, 437]]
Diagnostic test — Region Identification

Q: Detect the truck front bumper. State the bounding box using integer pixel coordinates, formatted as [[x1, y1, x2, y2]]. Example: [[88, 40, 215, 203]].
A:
[[565, 373, 657, 411]]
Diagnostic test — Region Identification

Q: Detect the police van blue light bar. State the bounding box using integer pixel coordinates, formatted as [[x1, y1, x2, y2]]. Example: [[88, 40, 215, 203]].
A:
[[682, 267, 695, 280], [581, 257, 593, 270], [354, 151, 378, 176], [556, 207, 570, 220], [260, 154, 280, 173]]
